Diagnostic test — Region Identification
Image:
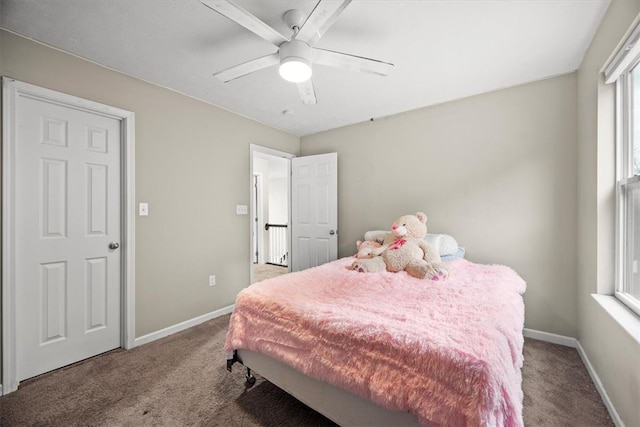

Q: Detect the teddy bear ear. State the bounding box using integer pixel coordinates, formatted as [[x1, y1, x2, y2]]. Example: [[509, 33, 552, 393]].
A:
[[416, 212, 428, 223], [356, 240, 363, 247]]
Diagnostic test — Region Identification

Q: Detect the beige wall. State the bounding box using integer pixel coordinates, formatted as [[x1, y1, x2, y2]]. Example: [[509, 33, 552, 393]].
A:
[[0, 29, 300, 337], [302, 73, 578, 337], [577, 0, 640, 426]]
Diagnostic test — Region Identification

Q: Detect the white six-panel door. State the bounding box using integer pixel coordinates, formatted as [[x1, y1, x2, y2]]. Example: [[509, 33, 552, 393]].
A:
[[291, 153, 338, 272], [14, 90, 122, 381]]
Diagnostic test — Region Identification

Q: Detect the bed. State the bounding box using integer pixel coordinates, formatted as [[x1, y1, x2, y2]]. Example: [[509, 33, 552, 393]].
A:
[[225, 256, 526, 426]]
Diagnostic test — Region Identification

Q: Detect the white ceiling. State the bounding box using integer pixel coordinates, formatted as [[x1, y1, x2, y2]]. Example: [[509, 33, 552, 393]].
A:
[[0, 0, 610, 137]]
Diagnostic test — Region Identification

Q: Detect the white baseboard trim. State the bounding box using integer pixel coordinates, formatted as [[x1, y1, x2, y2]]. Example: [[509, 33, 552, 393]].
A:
[[524, 328, 624, 427], [575, 341, 625, 427], [523, 328, 577, 347], [133, 304, 234, 347]]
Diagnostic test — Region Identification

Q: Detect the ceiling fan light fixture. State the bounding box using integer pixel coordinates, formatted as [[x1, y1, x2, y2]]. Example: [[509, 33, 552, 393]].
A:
[[279, 40, 312, 82], [279, 58, 312, 82]]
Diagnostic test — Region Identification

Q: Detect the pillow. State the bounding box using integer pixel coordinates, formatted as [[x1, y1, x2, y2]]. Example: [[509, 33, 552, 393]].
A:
[[441, 247, 465, 262], [424, 233, 459, 256], [363, 230, 388, 244], [363, 230, 460, 257]]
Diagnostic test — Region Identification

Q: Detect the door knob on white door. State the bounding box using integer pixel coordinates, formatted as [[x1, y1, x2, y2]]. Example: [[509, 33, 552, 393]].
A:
[[329, 230, 335, 235], [109, 242, 120, 250]]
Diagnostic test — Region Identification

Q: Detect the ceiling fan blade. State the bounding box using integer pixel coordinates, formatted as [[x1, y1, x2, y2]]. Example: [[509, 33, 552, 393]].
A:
[[213, 53, 279, 82], [200, 0, 289, 46], [297, 79, 317, 105], [313, 48, 394, 76], [294, 0, 352, 46]]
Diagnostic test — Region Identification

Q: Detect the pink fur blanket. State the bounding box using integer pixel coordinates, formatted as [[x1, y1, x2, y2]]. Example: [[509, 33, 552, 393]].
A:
[[225, 257, 526, 426]]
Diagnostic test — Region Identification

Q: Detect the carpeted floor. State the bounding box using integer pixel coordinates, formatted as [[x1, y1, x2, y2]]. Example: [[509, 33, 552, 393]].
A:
[[253, 263, 288, 283], [0, 314, 614, 426]]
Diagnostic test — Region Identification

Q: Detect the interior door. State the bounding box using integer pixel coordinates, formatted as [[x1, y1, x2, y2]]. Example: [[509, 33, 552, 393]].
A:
[[15, 90, 122, 381], [290, 153, 338, 272]]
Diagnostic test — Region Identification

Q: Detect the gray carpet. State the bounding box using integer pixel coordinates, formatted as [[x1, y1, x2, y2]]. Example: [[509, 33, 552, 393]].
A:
[[253, 263, 288, 284], [0, 314, 613, 426]]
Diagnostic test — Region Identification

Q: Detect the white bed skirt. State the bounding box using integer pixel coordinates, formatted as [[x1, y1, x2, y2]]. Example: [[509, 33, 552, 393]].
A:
[[237, 349, 423, 427]]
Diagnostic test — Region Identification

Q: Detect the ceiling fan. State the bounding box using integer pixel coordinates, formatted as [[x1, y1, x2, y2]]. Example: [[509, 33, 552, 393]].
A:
[[200, 0, 394, 105]]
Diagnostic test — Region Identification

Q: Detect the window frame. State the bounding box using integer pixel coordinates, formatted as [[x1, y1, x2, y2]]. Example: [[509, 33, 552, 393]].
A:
[[614, 54, 640, 317]]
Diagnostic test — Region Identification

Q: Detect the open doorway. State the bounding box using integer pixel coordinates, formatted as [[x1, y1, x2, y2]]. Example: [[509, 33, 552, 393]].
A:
[[250, 145, 293, 284]]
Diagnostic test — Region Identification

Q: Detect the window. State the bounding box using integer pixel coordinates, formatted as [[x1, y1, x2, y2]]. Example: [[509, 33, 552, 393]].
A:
[[608, 23, 640, 316]]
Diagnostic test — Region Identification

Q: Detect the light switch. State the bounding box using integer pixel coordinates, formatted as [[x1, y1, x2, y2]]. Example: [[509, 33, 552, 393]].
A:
[[236, 205, 248, 215], [139, 203, 149, 216]]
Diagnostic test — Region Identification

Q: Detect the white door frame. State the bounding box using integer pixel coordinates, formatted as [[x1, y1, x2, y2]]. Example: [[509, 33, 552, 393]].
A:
[[249, 144, 293, 284], [253, 173, 264, 264], [1, 77, 136, 394]]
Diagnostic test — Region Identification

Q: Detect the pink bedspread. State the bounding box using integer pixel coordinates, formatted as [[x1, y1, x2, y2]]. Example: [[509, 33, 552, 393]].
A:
[[225, 257, 526, 426]]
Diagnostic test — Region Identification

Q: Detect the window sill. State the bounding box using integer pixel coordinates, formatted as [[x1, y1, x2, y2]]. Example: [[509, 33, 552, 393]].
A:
[[591, 294, 640, 345]]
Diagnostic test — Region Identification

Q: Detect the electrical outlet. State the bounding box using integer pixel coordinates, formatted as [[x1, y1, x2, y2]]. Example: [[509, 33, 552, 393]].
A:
[[208, 275, 216, 286]]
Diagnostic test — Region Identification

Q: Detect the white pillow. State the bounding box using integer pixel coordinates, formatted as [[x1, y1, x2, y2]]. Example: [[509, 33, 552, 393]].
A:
[[363, 230, 388, 243], [363, 230, 459, 256], [424, 234, 459, 256]]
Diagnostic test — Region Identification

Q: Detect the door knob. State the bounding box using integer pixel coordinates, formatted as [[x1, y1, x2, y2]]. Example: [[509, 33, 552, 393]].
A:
[[109, 242, 120, 250], [329, 230, 335, 235]]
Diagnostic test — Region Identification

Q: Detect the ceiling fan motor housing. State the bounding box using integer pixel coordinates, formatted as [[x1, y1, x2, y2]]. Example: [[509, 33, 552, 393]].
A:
[[283, 9, 306, 31], [279, 39, 313, 82]]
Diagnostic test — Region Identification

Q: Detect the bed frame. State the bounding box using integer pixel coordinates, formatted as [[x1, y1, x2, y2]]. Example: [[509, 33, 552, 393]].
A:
[[235, 349, 422, 427], [226, 257, 526, 426]]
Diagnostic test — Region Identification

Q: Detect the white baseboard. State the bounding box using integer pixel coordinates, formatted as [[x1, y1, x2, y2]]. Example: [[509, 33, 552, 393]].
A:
[[523, 328, 577, 347], [575, 341, 625, 427], [133, 304, 234, 347], [524, 328, 624, 427]]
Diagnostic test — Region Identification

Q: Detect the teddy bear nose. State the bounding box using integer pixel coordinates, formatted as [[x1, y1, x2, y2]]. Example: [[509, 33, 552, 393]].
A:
[[392, 225, 398, 230]]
